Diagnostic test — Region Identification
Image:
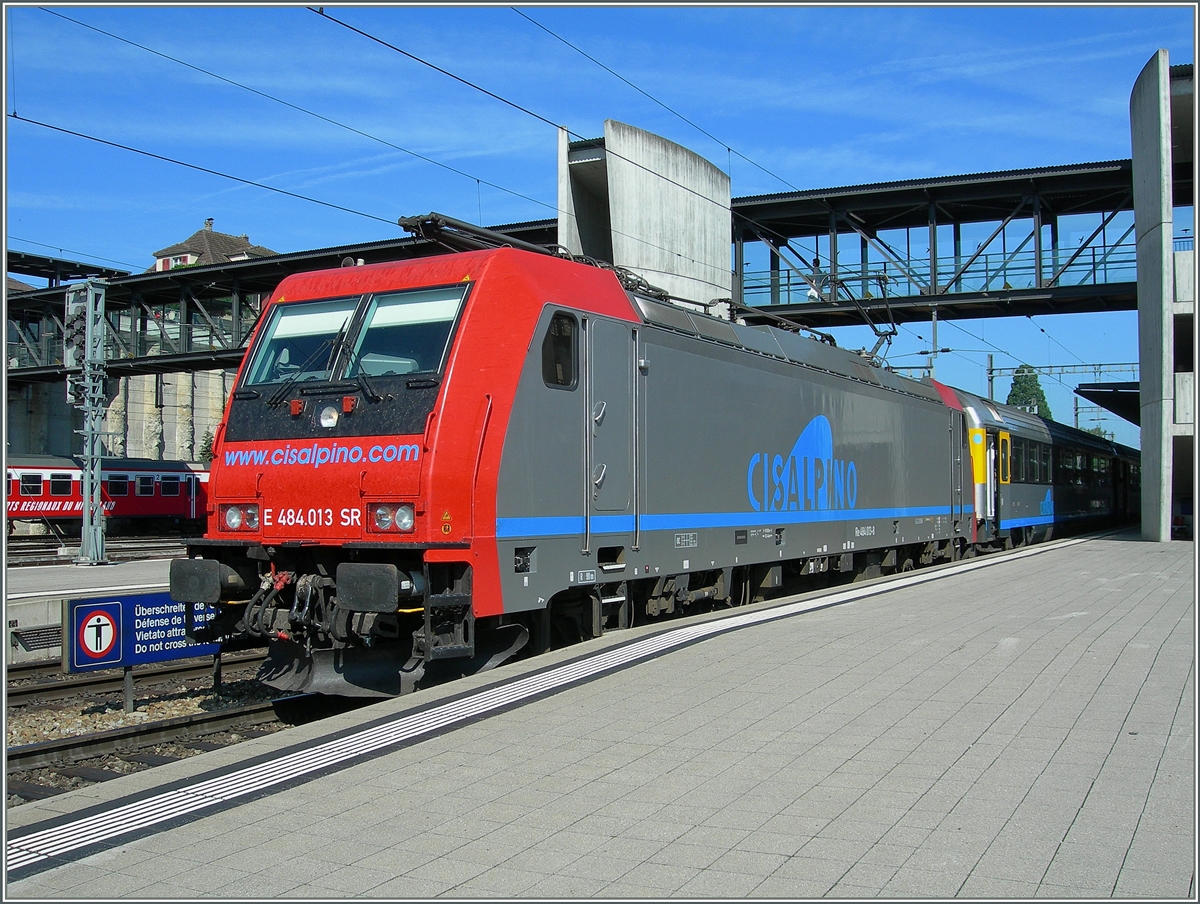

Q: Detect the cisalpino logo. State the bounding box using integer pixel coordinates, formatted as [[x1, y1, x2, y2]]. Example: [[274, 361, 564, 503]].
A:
[[747, 415, 857, 512], [222, 439, 419, 470]]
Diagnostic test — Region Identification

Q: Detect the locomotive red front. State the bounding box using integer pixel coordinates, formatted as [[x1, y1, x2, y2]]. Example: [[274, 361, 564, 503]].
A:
[[171, 247, 639, 694]]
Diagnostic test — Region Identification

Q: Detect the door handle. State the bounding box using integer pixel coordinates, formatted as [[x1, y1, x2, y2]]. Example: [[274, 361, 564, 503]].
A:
[[592, 463, 607, 488], [592, 400, 606, 424]]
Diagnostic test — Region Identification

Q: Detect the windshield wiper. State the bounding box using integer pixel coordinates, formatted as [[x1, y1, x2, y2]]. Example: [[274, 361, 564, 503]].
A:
[[267, 321, 349, 408], [357, 372, 385, 402]]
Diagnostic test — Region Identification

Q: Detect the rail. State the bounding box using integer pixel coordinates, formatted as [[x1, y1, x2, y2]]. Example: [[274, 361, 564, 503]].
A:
[[6, 701, 282, 771], [6, 535, 194, 566], [7, 652, 269, 706]]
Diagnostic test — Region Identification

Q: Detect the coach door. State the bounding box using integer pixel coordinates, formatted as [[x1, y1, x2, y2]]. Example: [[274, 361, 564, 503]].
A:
[[583, 318, 634, 553]]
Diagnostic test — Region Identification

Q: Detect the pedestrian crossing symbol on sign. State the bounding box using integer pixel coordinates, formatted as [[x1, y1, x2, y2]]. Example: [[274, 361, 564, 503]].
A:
[[71, 603, 122, 668]]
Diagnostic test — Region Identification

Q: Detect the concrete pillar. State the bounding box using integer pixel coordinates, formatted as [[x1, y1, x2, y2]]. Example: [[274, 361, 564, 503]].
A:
[[1130, 49, 1175, 541], [105, 377, 127, 456], [136, 373, 164, 460], [177, 371, 195, 460]]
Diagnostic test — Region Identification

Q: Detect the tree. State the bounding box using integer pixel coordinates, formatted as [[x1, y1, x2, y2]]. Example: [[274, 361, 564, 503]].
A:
[[1006, 364, 1052, 420], [198, 429, 215, 463]]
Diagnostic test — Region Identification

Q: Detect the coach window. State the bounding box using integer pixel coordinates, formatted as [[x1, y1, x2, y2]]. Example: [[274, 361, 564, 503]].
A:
[[160, 475, 180, 496], [107, 475, 128, 496], [542, 312, 578, 389], [1011, 439, 1025, 484], [1040, 444, 1052, 485], [49, 473, 73, 496], [136, 475, 156, 496], [1027, 442, 1040, 484], [19, 474, 42, 496]]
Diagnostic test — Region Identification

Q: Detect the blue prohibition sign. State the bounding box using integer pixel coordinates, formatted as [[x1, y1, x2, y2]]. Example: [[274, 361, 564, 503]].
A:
[[72, 602, 122, 668]]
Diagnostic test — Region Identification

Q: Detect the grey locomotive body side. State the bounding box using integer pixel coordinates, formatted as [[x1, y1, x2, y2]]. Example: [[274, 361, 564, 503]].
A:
[[495, 297, 970, 621]]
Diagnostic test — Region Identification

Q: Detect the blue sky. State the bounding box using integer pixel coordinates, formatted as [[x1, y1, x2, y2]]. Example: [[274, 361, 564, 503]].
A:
[[5, 4, 1196, 447]]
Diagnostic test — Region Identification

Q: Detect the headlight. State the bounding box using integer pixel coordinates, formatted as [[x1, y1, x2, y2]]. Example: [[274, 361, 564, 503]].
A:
[[373, 504, 394, 531], [319, 405, 339, 428], [368, 502, 415, 532], [223, 505, 243, 530], [221, 504, 259, 531]]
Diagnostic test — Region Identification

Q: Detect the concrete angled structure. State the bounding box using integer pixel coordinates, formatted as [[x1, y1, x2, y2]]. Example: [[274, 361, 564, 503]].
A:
[[1130, 52, 1194, 541], [558, 121, 732, 312]]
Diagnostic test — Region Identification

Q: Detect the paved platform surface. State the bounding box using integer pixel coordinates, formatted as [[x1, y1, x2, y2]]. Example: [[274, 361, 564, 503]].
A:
[[6, 533, 1194, 898], [6, 559, 170, 601]]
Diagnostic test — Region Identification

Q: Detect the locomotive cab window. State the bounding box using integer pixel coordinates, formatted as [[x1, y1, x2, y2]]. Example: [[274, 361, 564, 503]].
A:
[[344, 285, 467, 378], [542, 312, 578, 389], [241, 296, 358, 386], [49, 473, 73, 496], [135, 475, 156, 496], [106, 475, 128, 496], [19, 474, 42, 496]]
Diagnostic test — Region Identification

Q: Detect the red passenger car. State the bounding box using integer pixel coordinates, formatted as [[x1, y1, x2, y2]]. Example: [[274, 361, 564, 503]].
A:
[[6, 456, 209, 533]]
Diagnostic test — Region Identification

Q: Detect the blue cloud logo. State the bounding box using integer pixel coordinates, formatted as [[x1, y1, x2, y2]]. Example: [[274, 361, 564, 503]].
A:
[[747, 415, 857, 513]]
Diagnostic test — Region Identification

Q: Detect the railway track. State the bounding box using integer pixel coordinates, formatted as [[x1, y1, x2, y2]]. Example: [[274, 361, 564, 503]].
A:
[[7, 699, 282, 771], [6, 535, 195, 566], [7, 652, 269, 707], [6, 693, 368, 805]]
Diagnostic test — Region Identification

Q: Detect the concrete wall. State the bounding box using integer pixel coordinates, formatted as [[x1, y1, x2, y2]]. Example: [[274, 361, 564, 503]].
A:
[[6, 368, 231, 462], [1130, 50, 1175, 542], [558, 121, 732, 310]]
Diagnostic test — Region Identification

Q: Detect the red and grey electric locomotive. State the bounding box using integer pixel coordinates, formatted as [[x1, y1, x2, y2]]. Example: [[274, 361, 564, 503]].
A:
[[169, 216, 1139, 696]]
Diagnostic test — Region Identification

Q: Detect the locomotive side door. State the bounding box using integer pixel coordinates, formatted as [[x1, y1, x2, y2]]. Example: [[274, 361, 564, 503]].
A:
[[584, 318, 634, 548], [950, 413, 965, 524]]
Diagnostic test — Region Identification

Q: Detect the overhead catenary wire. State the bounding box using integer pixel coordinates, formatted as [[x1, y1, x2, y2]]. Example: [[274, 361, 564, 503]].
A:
[[308, 6, 736, 217], [510, 8, 798, 192], [37, 7, 554, 216], [7, 235, 139, 271], [35, 6, 729, 282], [8, 113, 399, 227], [1025, 314, 1088, 365]]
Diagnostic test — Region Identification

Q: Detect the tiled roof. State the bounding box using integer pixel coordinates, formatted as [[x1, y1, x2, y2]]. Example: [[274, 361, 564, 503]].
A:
[[149, 220, 277, 271], [7, 276, 37, 293]]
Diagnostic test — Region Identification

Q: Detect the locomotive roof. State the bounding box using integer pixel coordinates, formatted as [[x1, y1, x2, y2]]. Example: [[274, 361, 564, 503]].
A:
[[632, 294, 945, 405]]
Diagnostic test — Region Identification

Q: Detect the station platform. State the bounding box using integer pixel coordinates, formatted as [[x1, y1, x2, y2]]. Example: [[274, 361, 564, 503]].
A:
[[6, 532, 1194, 898]]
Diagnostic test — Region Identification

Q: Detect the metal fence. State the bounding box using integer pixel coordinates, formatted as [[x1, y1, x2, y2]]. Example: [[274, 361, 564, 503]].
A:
[[744, 241, 1139, 305]]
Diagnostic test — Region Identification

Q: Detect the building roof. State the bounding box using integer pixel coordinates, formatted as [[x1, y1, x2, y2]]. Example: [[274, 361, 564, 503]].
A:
[[149, 218, 277, 271], [7, 275, 37, 294]]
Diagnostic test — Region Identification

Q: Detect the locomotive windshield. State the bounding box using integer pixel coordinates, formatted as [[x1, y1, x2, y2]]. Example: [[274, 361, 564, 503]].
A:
[[225, 283, 470, 441], [242, 297, 358, 386], [344, 286, 466, 378]]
